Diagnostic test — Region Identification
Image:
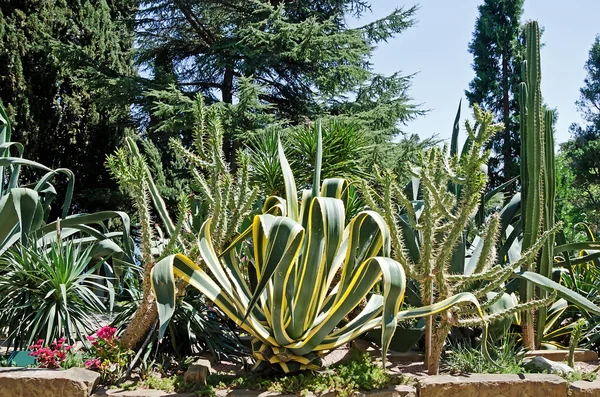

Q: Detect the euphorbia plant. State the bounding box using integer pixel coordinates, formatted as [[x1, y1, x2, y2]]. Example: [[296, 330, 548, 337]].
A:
[[150, 125, 486, 372], [363, 104, 600, 374]]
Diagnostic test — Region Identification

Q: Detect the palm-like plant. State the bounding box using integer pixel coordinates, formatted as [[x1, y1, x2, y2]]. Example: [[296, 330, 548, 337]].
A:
[[0, 240, 115, 348], [151, 126, 485, 372], [247, 120, 370, 196]]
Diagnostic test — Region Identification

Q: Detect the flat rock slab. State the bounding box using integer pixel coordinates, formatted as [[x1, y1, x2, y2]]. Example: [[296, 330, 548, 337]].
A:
[[93, 389, 192, 397], [213, 386, 416, 397], [418, 373, 567, 397], [357, 385, 417, 397], [570, 379, 600, 396], [0, 367, 99, 397], [525, 349, 598, 362]]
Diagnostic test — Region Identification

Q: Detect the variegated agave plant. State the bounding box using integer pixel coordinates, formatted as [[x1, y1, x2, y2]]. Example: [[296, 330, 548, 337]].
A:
[[151, 126, 483, 372]]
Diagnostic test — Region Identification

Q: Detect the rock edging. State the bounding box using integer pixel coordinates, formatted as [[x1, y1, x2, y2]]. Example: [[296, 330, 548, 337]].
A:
[[0, 367, 99, 397]]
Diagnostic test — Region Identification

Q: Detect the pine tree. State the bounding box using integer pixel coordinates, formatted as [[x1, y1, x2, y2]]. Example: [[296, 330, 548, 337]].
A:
[[133, 0, 424, 169], [466, 0, 525, 189], [0, 0, 137, 213]]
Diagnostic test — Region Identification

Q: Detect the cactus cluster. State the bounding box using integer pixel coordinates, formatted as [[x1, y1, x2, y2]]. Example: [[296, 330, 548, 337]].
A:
[[518, 20, 557, 349], [363, 105, 555, 374]]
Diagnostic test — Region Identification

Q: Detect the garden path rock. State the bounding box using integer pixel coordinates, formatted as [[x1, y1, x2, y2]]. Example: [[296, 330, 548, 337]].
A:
[[524, 356, 575, 375], [418, 373, 567, 397], [92, 389, 192, 397], [570, 378, 600, 396], [0, 367, 99, 397], [183, 358, 212, 385]]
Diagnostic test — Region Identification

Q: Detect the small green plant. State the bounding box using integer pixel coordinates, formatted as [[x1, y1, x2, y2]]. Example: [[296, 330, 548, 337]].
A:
[[143, 373, 181, 392], [569, 319, 588, 368], [443, 334, 526, 375], [562, 370, 598, 383], [62, 351, 86, 370], [0, 241, 116, 348]]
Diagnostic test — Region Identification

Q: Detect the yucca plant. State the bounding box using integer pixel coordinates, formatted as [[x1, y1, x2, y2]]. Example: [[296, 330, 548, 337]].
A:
[[247, 120, 371, 196], [150, 125, 486, 373], [0, 240, 115, 349]]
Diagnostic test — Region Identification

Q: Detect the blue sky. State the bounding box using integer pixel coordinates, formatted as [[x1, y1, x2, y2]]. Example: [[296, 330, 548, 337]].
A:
[[356, 0, 600, 145]]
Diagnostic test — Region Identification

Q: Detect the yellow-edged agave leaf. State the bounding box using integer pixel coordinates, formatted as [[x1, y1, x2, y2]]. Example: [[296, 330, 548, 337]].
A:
[[278, 137, 298, 222], [150, 130, 479, 373]]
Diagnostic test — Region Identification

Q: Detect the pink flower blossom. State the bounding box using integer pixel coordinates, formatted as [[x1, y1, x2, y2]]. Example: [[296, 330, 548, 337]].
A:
[[28, 337, 73, 369]]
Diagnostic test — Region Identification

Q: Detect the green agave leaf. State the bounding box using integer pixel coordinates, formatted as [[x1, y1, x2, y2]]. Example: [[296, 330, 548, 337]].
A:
[[0, 188, 42, 254], [484, 177, 518, 203], [278, 137, 298, 222], [40, 211, 131, 247], [289, 197, 344, 340], [321, 292, 486, 352], [312, 121, 322, 198], [514, 271, 600, 315], [450, 99, 462, 157], [555, 242, 600, 253], [287, 256, 405, 360], [196, 219, 272, 335], [396, 292, 485, 321], [247, 214, 304, 339], [151, 252, 275, 345], [0, 157, 52, 172]]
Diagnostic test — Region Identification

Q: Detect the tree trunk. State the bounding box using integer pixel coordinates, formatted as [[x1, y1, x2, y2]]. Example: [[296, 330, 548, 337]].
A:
[[423, 278, 434, 369], [120, 295, 158, 349], [427, 322, 451, 375], [522, 307, 536, 350], [120, 253, 158, 349]]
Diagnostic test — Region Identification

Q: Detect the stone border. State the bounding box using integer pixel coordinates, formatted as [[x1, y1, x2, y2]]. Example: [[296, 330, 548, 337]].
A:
[[4, 370, 600, 397], [524, 349, 598, 362], [570, 379, 600, 397], [0, 367, 99, 397]]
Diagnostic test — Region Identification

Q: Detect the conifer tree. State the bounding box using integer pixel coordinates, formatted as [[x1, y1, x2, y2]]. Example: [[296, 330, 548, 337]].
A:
[[0, 0, 137, 213], [134, 0, 424, 168], [466, 0, 525, 189]]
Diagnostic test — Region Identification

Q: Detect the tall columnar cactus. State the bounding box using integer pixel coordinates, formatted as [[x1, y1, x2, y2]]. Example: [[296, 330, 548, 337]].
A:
[[518, 21, 557, 349]]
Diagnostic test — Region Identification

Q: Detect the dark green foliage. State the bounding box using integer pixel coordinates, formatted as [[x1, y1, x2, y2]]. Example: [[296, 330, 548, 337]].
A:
[[466, 0, 525, 189], [0, 0, 137, 213], [443, 335, 525, 375], [133, 0, 424, 173], [555, 153, 599, 236]]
